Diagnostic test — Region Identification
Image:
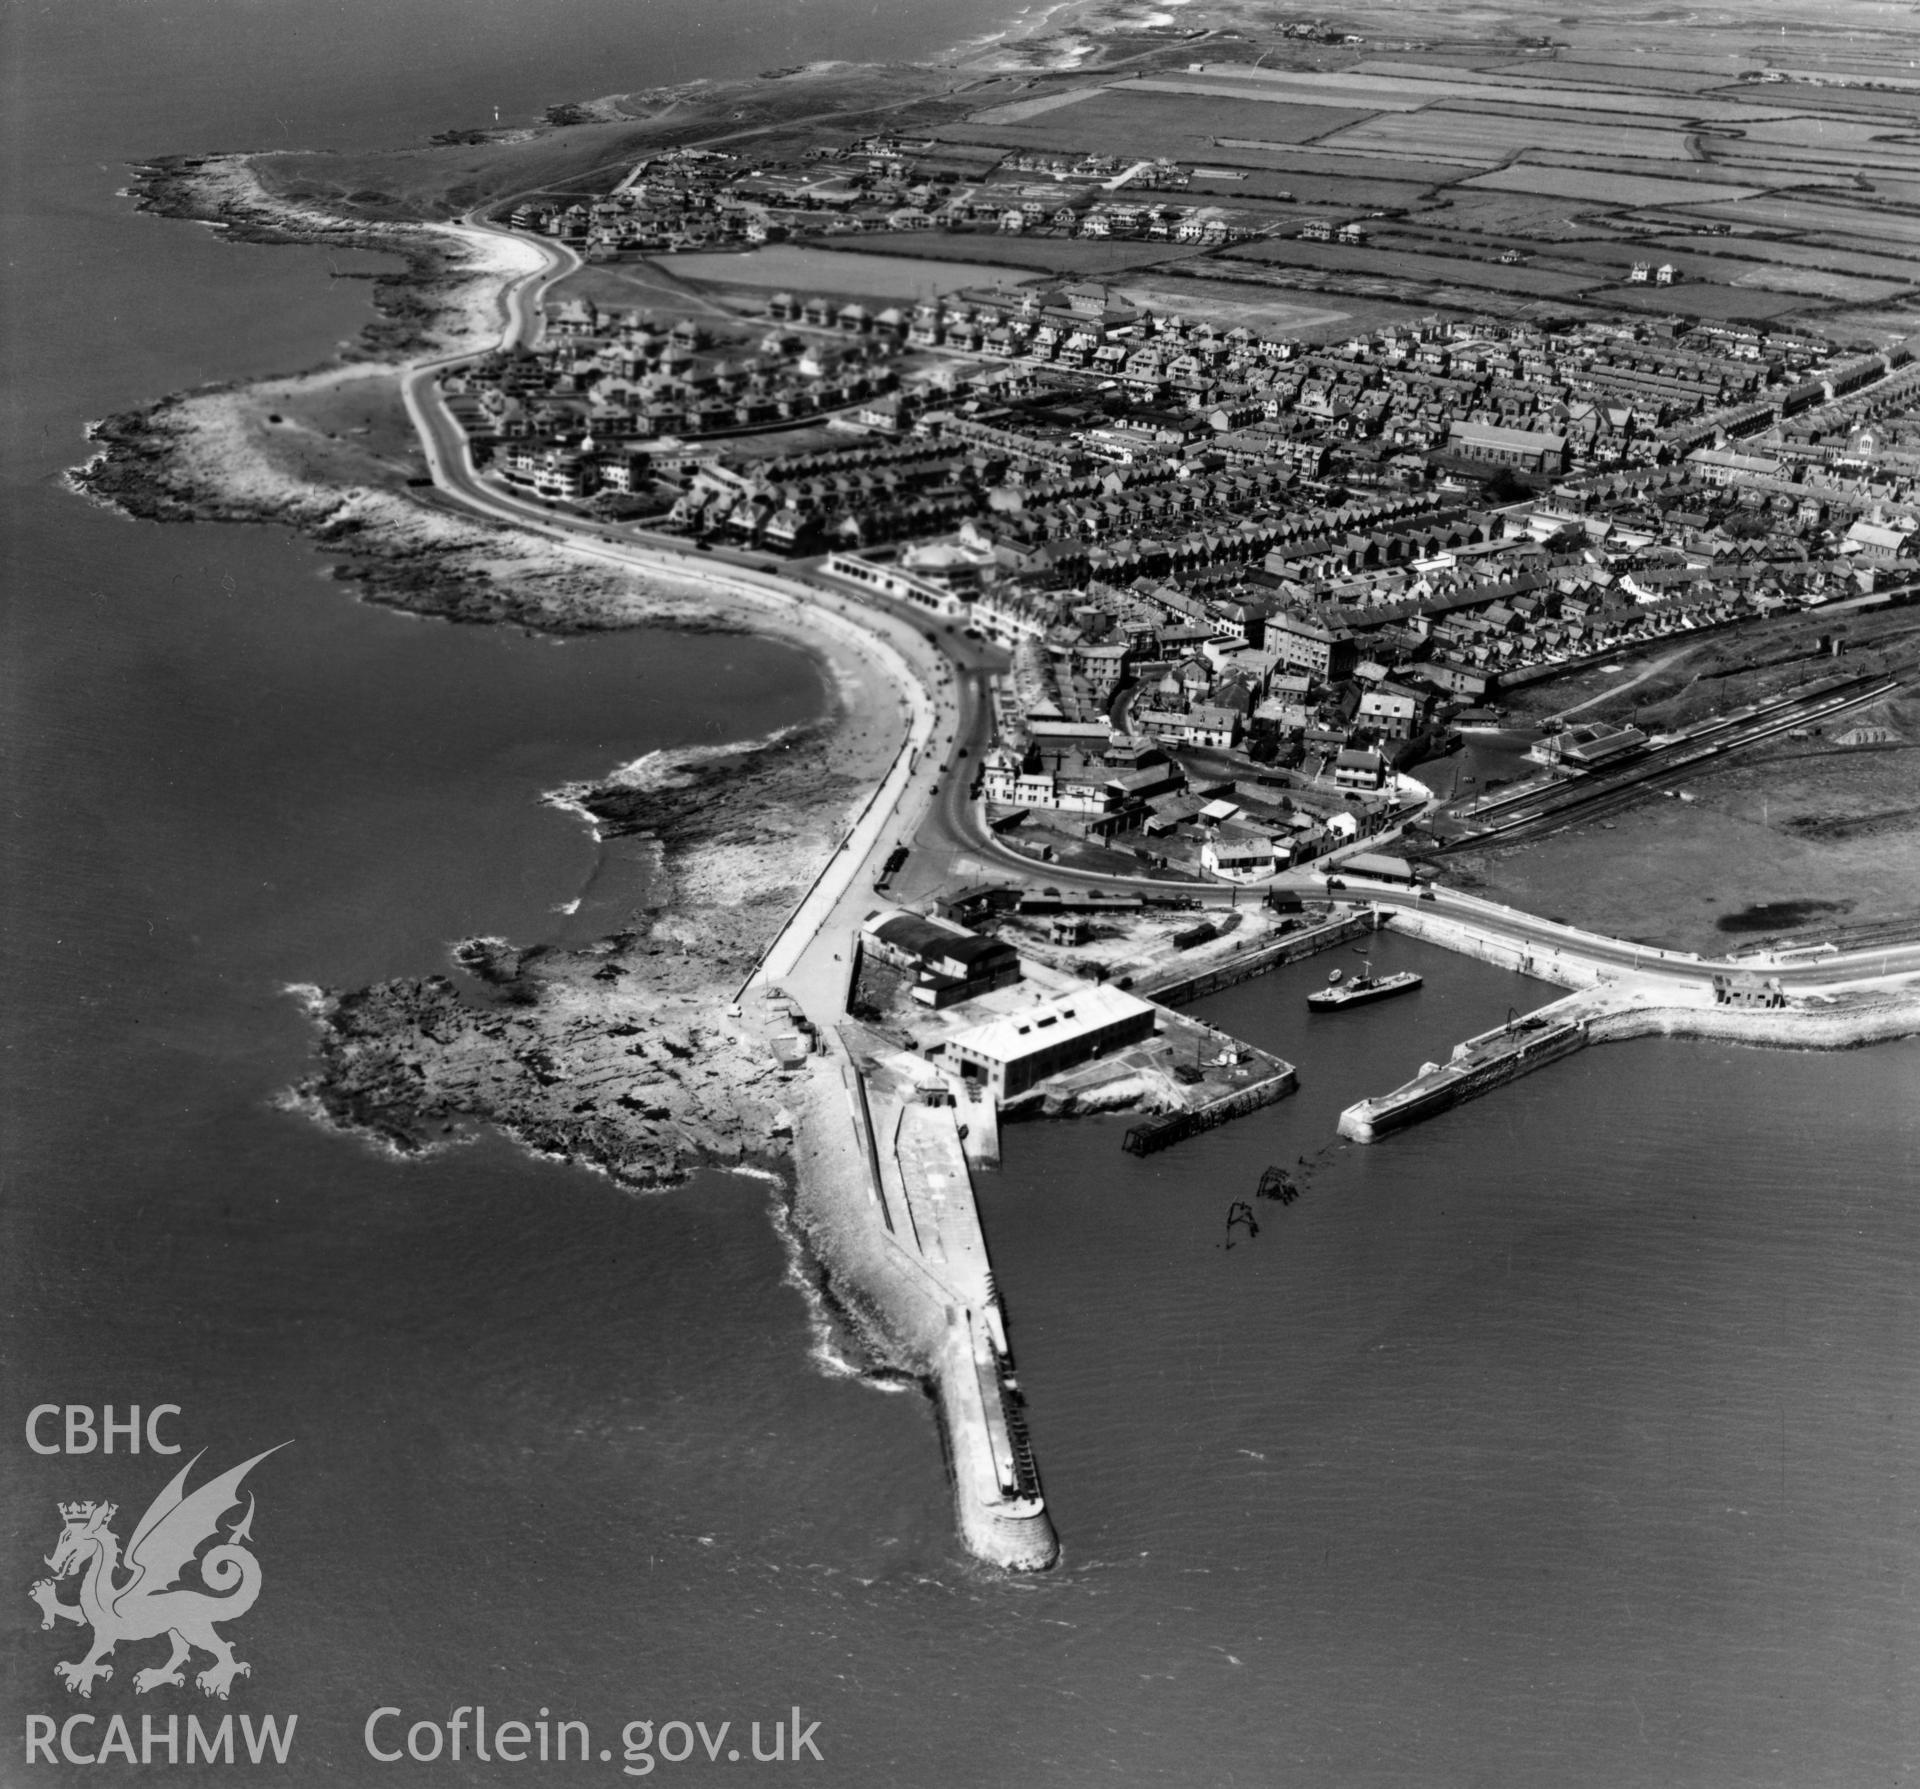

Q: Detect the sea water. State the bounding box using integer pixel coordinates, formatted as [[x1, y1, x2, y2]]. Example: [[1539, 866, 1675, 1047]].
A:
[[4, 5, 1918, 1784]]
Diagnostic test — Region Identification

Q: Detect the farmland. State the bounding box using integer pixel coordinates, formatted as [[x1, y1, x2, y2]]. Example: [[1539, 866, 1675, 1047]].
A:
[[937, 88, 1376, 157], [1214, 145, 1479, 185], [1104, 276, 1356, 336], [1682, 195, 1920, 246], [1447, 58, 1748, 96], [440, 0, 1920, 389], [779, 12, 1920, 338], [1319, 110, 1700, 163], [1136, 63, 1791, 125], [840, 233, 1203, 277], [1660, 236, 1920, 281], [1227, 238, 1597, 298], [1603, 282, 1810, 322], [1463, 165, 1769, 208]]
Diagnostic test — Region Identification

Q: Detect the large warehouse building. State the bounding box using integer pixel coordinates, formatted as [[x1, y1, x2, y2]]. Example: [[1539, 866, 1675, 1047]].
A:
[[943, 986, 1157, 1100]]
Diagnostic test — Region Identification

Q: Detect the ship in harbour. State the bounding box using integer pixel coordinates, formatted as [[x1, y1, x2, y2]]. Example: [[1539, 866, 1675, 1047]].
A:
[[1306, 961, 1423, 1012]]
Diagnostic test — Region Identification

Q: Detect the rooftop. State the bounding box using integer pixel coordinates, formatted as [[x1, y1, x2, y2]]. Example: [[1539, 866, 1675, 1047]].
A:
[[945, 984, 1155, 1066]]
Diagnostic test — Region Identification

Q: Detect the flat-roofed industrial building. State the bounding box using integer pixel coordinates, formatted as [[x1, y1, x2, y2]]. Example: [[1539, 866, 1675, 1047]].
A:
[[944, 986, 1157, 1100]]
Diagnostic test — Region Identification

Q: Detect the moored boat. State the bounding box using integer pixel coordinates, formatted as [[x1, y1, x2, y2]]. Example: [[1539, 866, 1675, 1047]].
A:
[[1306, 965, 1422, 1011]]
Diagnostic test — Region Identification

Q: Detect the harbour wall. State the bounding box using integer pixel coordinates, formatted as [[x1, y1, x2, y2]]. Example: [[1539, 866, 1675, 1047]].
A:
[[1338, 985, 1920, 1142], [1588, 993, 1920, 1052], [1138, 910, 1376, 1007], [1121, 1064, 1298, 1156], [934, 1309, 1057, 1574], [852, 1069, 1059, 1571], [1338, 997, 1593, 1142], [1376, 904, 1597, 990]]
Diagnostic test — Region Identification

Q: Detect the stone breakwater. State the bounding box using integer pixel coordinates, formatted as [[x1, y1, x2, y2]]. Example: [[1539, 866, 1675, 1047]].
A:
[[1339, 982, 1920, 1142], [936, 1313, 1058, 1573], [1587, 991, 1920, 1051], [782, 1065, 1042, 1559], [788, 1048, 1058, 1573]]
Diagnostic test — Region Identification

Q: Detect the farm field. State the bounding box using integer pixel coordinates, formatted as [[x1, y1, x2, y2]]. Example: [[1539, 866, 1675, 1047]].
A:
[[1375, 232, 1634, 279], [1173, 63, 1790, 125], [1106, 275, 1356, 336], [1414, 190, 1619, 237], [1681, 195, 1920, 245], [1797, 230, 1920, 266], [1463, 58, 1754, 95], [1717, 264, 1915, 303], [1225, 238, 1598, 297], [1854, 176, 1920, 210], [965, 86, 1112, 125], [818, 232, 1202, 277], [1212, 144, 1472, 184], [1465, 164, 1767, 206], [1733, 85, 1920, 120], [1318, 109, 1696, 162], [1657, 235, 1920, 280], [1825, 307, 1920, 347], [1191, 171, 1433, 208], [1165, 265, 1480, 337], [1730, 115, 1920, 147], [1528, 155, 1841, 192], [655, 244, 1044, 300], [939, 89, 1375, 156], [1128, 73, 1427, 114], [1603, 281, 1812, 322], [1487, 236, 1916, 303], [1755, 60, 1920, 85], [1700, 139, 1920, 177]]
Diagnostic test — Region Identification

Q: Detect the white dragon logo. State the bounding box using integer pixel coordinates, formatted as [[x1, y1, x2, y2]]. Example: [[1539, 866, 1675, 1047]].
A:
[[30, 1446, 287, 1700]]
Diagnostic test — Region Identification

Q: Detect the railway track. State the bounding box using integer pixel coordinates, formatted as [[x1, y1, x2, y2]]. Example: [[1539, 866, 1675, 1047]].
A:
[[1442, 673, 1900, 849]]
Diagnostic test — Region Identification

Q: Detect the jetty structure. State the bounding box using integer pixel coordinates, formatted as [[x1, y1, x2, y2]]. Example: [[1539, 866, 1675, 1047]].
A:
[[1327, 876, 1920, 1141]]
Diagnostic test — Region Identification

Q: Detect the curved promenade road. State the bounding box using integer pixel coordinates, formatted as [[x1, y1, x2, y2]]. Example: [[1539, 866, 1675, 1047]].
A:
[[395, 222, 1920, 1011], [395, 221, 983, 1033]]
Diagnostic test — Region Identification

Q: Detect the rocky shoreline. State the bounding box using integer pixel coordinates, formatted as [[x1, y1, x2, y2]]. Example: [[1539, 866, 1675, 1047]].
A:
[[285, 668, 882, 1191], [124, 153, 474, 360], [81, 137, 1066, 1570], [70, 155, 679, 634], [78, 149, 906, 1199], [72, 395, 748, 635]]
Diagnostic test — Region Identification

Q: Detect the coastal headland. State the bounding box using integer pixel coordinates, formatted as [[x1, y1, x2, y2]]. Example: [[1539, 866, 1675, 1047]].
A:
[[73, 10, 1920, 1570], [78, 117, 1062, 1567]]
